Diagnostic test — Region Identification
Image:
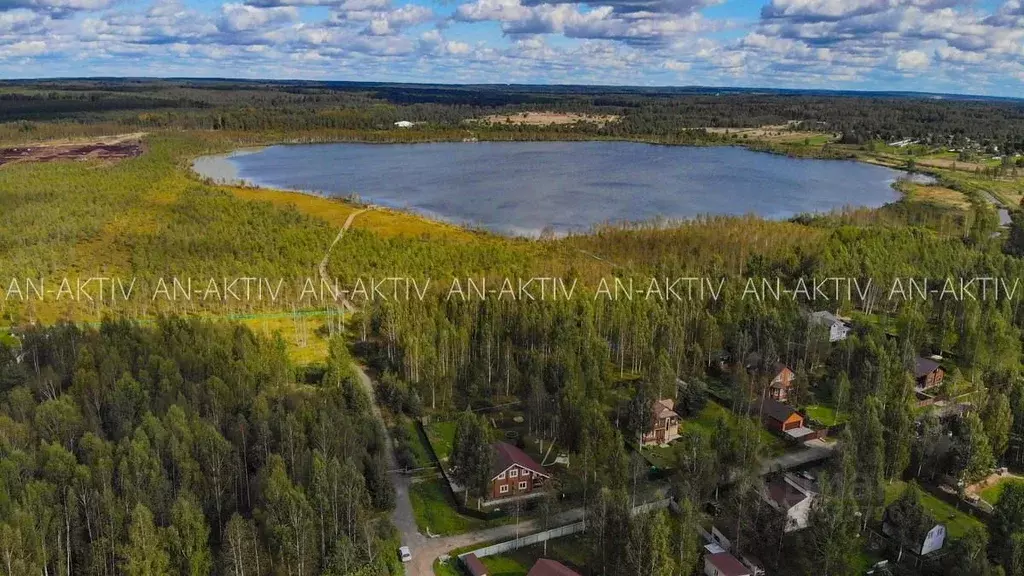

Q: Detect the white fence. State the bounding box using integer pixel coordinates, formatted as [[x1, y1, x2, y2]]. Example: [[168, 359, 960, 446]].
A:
[[461, 521, 586, 559], [459, 497, 671, 560]]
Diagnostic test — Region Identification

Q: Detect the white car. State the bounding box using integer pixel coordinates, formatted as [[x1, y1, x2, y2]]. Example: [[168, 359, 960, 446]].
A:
[[399, 546, 412, 563]]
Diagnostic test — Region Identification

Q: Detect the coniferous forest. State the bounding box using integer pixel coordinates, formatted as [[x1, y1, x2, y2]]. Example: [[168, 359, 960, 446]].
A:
[[2, 80, 1024, 576], [0, 319, 398, 576]]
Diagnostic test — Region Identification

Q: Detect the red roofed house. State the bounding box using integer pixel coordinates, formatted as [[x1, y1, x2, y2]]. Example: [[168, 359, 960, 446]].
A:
[[527, 559, 580, 576], [766, 363, 795, 403], [642, 398, 681, 446], [489, 441, 550, 499], [744, 354, 795, 403], [704, 552, 751, 576]]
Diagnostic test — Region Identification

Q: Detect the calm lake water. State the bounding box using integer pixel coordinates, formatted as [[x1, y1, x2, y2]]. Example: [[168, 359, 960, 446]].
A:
[[193, 141, 902, 236]]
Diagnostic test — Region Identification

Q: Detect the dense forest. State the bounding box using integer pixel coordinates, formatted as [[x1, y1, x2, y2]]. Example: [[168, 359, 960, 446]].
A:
[[3, 80, 1024, 576], [0, 319, 398, 576], [2, 80, 1023, 153]]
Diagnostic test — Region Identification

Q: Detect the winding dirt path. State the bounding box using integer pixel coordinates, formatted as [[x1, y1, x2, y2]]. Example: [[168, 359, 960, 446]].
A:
[[318, 207, 372, 312]]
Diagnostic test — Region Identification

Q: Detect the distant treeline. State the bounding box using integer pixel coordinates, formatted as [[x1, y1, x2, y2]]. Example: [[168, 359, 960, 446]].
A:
[[2, 79, 1023, 153]]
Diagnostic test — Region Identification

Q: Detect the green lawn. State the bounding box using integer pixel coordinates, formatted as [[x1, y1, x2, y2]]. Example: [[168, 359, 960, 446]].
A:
[[401, 418, 434, 469], [481, 555, 531, 576], [804, 404, 847, 427], [426, 420, 458, 462], [884, 481, 984, 540], [410, 478, 485, 536], [679, 401, 730, 437], [678, 401, 788, 457], [0, 331, 18, 348], [640, 444, 676, 471], [409, 478, 513, 537], [476, 535, 590, 576], [980, 477, 1024, 506]]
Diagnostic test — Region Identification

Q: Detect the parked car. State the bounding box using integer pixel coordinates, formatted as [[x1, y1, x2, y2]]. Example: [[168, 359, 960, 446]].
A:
[[399, 546, 412, 563]]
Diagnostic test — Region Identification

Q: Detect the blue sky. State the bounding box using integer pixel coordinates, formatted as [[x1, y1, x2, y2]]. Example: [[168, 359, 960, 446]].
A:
[[1, 0, 1023, 96]]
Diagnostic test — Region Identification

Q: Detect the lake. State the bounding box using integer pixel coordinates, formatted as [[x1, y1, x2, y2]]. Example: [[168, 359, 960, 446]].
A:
[[193, 141, 902, 236]]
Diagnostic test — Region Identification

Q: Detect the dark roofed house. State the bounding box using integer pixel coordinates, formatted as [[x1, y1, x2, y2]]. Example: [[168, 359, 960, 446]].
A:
[[527, 559, 581, 576], [489, 441, 550, 500], [462, 553, 489, 576], [914, 358, 944, 391], [704, 552, 751, 576], [762, 473, 818, 532], [753, 397, 804, 434], [808, 310, 851, 342]]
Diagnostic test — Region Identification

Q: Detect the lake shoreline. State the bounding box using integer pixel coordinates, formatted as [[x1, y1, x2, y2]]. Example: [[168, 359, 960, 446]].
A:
[[192, 140, 903, 237]]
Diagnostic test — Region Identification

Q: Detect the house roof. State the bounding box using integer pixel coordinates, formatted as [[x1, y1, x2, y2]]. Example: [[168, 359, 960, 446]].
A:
[[914, 358, 941, 378], [527, 559, 580, 576], [653, 398, 679, 420], [765, 474, 816, 510], [754, 397, 801, 423], [463, 553, 488, 576], [706, 553, 750, 576], [491, 441, 547, 479], [744, 353, 790, 378], [809, 310, 849, 327]]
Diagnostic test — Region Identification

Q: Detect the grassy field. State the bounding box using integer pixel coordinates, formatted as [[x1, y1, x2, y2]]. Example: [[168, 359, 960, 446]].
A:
[[900, 182, 972, 210], [980, 477, 1024, 506], [884, 481, 984, 540], [426, 420, 458, 462], [477, 535, 590, 576], [678, 400, 731, 437], [679, 401, 788, 456], [410, 478, 484, 536], [226, 183, 481, 242], [481, 555, 531, 576], [641, 401, 789, 471], [238, 311, 332, 365], [401, 417, 435, 469], [409, 477, 511, 536], [804, 404, 847, 427], [640, 443, 675, 470]]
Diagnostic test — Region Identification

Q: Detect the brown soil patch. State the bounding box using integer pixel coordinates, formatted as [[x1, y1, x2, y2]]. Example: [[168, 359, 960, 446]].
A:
[[906, 184, 971, 209], [0, 134, 144, 167], [915, 157, 988, 172], [702, 125, 838, 144], [477, 111, 620, 126]]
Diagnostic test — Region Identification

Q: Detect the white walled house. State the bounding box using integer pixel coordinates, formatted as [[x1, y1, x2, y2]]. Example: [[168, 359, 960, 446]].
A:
[[761, 473, 818, 532], [808, 310, 851, 342]]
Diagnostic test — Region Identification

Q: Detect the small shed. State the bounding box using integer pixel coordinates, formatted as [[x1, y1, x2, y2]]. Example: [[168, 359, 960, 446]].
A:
[[462, 553, 488, 576]]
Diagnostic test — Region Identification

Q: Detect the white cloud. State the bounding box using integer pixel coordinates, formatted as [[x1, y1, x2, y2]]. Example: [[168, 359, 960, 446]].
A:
[[220, 3, 298, 32], [455, 0, 709, 43], [896, 48, 929, 69], [663, 59, 689, 71], [2, 38, 47, 56], [0, 0, 1019, 96]]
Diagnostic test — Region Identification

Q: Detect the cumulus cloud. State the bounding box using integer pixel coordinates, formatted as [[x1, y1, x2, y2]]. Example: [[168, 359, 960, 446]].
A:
[[220, 3, 298, 32], [0, 0, 1021, 95], [896, 48, 929, 69], [0, 0, 114, 17], [761, 0, 961, 22], [454, 0, 708, 44]]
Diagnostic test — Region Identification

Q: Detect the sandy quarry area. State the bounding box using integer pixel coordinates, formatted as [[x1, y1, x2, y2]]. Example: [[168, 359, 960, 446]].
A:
[[0, 133, 145, 167], [477, 111, 621, 126], [701, 124, 838, 143]]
